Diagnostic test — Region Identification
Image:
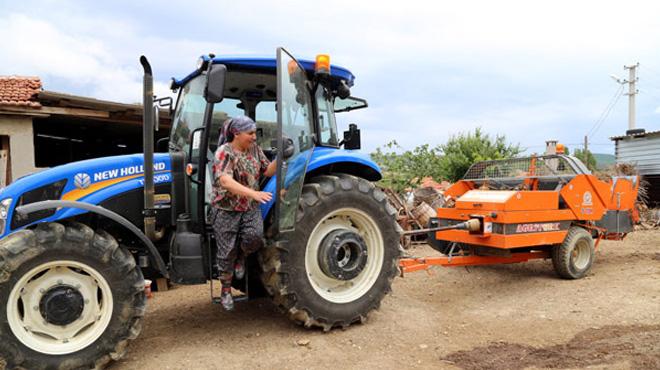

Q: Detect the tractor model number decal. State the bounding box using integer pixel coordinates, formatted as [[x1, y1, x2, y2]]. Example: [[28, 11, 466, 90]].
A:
[[515, 222, 561, 233], [138, 173, 171, 186]]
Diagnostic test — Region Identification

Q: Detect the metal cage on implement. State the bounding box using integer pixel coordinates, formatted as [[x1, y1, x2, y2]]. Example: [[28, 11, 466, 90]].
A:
[[399, 155, 640, 276]]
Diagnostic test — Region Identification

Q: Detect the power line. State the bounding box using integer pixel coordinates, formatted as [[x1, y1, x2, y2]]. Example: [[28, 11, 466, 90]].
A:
[[587, 84, 624, 139]]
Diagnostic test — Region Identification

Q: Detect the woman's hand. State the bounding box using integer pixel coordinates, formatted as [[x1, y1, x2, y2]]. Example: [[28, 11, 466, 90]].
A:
[[251, 190, 273, 204]]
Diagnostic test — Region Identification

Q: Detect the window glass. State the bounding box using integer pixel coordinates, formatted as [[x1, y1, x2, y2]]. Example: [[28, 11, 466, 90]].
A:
[[255, 101, 277, 149], [276, 49, 315, 231], [169, 74, 244, 153], [315, 87, 339, 146]]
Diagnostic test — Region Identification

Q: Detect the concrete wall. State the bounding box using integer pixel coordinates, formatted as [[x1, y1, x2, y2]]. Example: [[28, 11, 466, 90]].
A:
[[0, 115, 39, 182]]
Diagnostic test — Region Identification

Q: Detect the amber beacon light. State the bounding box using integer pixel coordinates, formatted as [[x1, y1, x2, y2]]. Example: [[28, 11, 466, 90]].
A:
[[315, 54, 330, 74]]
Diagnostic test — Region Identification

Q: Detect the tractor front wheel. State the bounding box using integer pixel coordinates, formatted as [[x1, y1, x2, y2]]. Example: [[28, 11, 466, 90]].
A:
[[259, 174, 400, 330], [551, 226, 595, 279], [0, 222, 145, 369]]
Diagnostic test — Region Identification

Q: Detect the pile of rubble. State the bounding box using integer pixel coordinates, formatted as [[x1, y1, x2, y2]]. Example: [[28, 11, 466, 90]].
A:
[[636, 203, 660, 230], [383, 177, 451, 249]]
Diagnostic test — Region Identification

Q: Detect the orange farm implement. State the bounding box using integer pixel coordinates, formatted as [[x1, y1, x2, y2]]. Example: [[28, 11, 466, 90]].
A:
[[399, 155, 640, 279]]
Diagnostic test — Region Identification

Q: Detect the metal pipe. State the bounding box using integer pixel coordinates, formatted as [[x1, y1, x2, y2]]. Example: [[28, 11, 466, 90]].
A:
[[402, 218, 481, 236], [140, 55, 156, 240]]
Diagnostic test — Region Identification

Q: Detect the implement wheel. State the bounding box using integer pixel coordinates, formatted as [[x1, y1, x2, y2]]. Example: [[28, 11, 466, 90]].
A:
[[0, 222, 145, 369], [259, 174, 400, 331], [551, 226, 595, 279]]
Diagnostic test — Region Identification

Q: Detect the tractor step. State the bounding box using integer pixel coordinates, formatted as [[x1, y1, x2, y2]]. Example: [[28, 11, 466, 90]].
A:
[[212, 294, 248, 305]]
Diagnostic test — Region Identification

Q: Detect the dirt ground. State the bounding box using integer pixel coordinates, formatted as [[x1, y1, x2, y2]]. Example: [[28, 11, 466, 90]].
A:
[[114, 229, 660, 370]]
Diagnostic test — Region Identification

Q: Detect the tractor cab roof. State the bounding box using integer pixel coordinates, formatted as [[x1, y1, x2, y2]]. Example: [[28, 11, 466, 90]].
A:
[[171, 55, 356, 90]]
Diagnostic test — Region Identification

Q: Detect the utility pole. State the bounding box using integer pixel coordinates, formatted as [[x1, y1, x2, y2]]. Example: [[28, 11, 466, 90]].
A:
[[624, 63, 639, 130], [584, 135, 588, 153]]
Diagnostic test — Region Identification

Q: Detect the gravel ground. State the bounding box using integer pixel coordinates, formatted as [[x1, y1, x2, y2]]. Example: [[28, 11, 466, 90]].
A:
[[113, 229, 660, 370]]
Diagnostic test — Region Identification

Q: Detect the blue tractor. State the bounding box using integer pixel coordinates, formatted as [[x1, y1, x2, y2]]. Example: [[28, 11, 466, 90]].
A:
[[0, 48, 400, 368]]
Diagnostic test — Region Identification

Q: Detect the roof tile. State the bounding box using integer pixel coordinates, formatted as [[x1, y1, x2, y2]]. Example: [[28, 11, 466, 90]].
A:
[[0, 76, 42, 108]]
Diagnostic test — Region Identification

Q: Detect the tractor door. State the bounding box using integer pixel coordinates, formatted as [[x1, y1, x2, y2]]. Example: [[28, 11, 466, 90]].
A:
[[275, 48, 315, 232]]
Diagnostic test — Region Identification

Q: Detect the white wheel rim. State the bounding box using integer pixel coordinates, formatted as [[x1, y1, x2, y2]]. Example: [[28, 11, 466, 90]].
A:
[[305, 207, 384, 304], [7, 260, 114, 355], [572, 239, 591, 270]]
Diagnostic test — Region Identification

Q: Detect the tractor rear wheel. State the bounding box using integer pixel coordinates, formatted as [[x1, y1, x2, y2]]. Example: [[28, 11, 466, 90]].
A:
[[551, 226, 595, 279], [0, 222, 145, 369], [259, 174, 400, 330]]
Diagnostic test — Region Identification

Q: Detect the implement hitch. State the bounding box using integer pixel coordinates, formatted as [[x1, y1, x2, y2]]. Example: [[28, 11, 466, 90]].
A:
[[399, 251, 550, 275], [398, 218, 551, 275], [401, 218, 481, 236]]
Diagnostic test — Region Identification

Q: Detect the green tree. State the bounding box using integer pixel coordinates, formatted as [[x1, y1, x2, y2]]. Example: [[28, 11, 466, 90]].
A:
[[371, 129, 522, 191], [439, 128, 522, 182], [371, 141, 444, 193], [573, 148, 597, 171]]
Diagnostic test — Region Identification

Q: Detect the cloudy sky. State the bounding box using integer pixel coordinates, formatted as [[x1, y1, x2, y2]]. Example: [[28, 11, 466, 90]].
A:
[[2, 0, 660, 154]]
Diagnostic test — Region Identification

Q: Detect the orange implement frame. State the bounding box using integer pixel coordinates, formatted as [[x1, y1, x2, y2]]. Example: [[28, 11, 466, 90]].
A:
[[399, 251, 550, 274]]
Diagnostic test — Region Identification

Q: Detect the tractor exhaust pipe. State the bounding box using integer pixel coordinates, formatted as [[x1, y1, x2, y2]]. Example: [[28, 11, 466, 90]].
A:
[[140, 55, 156, 240]]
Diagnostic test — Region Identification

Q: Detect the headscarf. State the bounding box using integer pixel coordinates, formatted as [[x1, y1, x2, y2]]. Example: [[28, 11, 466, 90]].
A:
[[218, 115, 257, 145]]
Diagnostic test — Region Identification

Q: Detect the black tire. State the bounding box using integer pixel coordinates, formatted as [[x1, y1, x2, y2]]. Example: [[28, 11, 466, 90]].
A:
[[551, 226, 595, 279], [259, 174, 400, 331], [0, 222, 146, 370]]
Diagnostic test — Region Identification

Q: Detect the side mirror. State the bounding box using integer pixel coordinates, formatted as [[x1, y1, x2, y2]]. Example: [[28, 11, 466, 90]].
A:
[[204, 64, 227, 103], [270, 136, 296, 160], [282, 136, 295, 159], [336, 80, 351, 99], [341, 124, 361, 150]]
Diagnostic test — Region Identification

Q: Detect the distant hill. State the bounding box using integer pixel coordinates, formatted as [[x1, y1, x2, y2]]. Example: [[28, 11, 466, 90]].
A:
[[593, 153, 616, 169]]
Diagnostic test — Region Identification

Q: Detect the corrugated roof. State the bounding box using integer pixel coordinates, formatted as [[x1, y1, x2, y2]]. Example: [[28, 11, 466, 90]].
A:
[[0, 76, 42, 108], [610, 129, 660, 140]]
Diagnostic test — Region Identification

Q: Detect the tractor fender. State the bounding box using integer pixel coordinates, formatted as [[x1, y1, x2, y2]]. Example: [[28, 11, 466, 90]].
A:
[[305, 147, 382, 181], [15, 200, 169, 278], [259, 147, 382, 217]]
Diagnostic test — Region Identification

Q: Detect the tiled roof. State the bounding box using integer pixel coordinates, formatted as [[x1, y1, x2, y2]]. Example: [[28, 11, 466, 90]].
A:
[[0, 76, 42, 108]]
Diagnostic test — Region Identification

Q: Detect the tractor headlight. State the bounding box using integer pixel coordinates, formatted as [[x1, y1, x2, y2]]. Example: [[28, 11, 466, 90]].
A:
[[0, 198, 12, 234]]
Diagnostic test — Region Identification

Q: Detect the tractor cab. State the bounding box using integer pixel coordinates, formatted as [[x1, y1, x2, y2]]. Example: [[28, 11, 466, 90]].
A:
[[165, 50, 367, 232]]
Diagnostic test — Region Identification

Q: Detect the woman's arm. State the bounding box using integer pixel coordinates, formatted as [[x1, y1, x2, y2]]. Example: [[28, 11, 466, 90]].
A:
[[219, 174, 272, 203], [264, 159, 277, 178]]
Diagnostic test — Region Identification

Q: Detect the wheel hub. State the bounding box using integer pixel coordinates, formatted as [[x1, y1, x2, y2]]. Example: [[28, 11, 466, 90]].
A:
[[318, 229, 368, 281], [39, 285, 85, 326]]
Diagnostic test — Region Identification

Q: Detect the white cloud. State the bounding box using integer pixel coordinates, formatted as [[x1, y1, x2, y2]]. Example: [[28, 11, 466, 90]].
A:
[[0, 12, 249, 102], [2, 0, 659, 154]]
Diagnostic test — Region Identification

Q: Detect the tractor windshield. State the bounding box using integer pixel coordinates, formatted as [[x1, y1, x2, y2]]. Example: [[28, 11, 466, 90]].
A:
[[169, 75, 244, 154]]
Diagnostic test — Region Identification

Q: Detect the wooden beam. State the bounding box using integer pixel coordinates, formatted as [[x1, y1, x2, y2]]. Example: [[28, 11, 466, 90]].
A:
[[0, 110, 50, 118], [0, 105, 109, 118]]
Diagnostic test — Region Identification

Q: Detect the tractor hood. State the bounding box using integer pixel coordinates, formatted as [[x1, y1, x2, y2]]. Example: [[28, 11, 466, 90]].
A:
[[0, 153, 172, 236]]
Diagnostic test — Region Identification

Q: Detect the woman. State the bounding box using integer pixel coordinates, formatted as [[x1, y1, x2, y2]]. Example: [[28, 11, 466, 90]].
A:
[[211, 115, 276, 311]]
